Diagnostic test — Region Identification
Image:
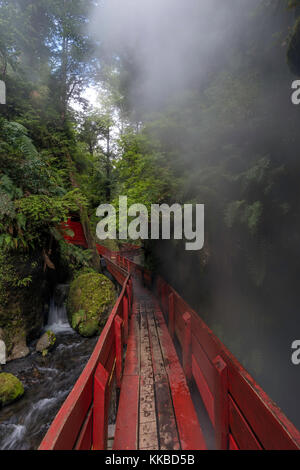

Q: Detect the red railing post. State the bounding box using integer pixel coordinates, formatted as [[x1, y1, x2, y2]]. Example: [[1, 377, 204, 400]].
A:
[[123, 294, 129, 344], [127, 280, 132, 308], [115, 315, 123, 389], [213, 355, 229, 450], [168, 293, 175, 339], [182, 312, 192, 382], [93, 363, 109, 450]]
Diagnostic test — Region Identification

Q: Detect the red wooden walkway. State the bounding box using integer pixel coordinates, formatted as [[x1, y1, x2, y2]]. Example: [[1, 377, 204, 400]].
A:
[[38, 220, 300, 451], [113, 277, 206, 450]]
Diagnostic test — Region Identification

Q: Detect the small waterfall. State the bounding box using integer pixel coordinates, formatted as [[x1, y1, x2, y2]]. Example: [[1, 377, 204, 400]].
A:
[[0, 281, 99, 450], [45, 285, 71, 333]]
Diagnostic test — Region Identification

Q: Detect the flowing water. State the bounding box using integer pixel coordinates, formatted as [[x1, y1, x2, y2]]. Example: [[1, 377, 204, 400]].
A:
[[0, 285, 98, 450]]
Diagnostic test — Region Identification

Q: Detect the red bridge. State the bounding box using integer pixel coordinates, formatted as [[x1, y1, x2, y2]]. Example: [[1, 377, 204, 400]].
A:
[[39, 220, 300, 450]]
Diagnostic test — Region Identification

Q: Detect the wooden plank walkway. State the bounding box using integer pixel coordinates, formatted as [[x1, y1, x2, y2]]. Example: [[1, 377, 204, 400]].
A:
[[113, 278, 206, 450]]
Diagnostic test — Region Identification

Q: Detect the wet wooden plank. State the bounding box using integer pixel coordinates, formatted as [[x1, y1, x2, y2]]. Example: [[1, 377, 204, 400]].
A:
[[146, 307, 181, 450], [139, 420, 158, 450], [139, 305, 158, 449], [154, 380, 180, 450], [123, 310, 140, 377], [154, 309, 207, 450], [113, 375, 139, 450]]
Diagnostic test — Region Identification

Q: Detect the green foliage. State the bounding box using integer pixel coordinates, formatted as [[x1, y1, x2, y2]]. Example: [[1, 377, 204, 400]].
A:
[[59, 240, 93, 278], [114, 132, 180, 209], [0, 184, 87, 251]]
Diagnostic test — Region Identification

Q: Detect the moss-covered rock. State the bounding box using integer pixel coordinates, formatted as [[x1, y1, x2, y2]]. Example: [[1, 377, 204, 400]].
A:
[[67, 273, 117, 337], [0, 373, 24, 406], [36, 330, 56, 355]]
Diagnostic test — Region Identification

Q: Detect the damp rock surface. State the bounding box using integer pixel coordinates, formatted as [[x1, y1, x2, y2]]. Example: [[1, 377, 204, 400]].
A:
[[36, 331, 56, 356]]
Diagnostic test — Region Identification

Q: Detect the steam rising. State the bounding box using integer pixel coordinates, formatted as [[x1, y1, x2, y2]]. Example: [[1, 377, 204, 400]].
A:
[[90, 0, 254, 111], [89, 1, 300, 430]]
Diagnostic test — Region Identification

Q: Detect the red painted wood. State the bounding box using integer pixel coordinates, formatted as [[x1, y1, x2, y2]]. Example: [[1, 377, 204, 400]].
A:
[[229, 434, 239, 450], [156, 278, 300, 450], [183, 312, 192, 382], [168, 293, 175, 339], [38, 368, 94, 450], [154, 309, 207, 450], [74, 406, 93, 450], [113, 375, 139, 450], [123, 294, 129, 344], [227, 365, 300, 450], [192, 355, 215, 426], [39, 270, 131, 451], [93, 363, 109, 450], [61, 219, 88, 248], [192, 335, 214, 394], [130, 279, 133, 305], [43, 224, 300, 452], [213, 356, 229, 450], [174, 315, 184, 348], [100, 330, 114, 372], [115, 315, 123, 389], [123, 307, 140, 377], [229, 396, 262, 450], [126, 284, 131, 312]]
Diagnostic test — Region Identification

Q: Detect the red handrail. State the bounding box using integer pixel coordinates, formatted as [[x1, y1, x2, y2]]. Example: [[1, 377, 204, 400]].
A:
[[39, 266, 132, 450], [100, 251, 300, 450], [156, 277, 300, 450], [39, 220, 300, 450]]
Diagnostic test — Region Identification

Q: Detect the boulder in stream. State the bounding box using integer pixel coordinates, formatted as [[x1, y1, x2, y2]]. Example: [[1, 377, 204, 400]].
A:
[[7, 334, 30, 362], [36, 330, 56, 356], [67, 272, 117, 337], [0, 372, 24, 406]]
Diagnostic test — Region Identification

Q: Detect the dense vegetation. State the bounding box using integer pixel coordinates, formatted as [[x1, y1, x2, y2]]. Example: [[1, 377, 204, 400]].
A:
[[1, 0, 300, 426]]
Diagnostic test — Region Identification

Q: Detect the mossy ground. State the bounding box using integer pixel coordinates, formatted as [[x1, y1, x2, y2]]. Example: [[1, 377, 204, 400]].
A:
[[67, 272, 117, 337], [0, 373, 24, 406]]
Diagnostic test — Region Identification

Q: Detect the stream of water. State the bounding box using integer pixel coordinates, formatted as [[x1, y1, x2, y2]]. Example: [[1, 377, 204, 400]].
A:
[[0, 286, 98, 450]]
